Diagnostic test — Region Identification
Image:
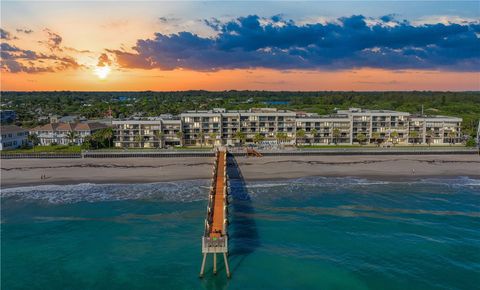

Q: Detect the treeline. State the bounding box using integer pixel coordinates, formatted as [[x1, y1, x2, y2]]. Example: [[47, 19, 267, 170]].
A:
[[2, 91, 479, 135]]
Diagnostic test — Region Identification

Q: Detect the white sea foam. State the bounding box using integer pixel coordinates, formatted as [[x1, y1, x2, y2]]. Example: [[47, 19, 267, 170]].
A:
[[1, 180, 210, 204], [2, 176, 478, 204]]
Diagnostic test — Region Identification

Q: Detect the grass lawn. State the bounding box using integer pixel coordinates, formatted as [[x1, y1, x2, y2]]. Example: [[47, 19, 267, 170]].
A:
[[3, 145, 81, 153], [298, 145, 365, 149]]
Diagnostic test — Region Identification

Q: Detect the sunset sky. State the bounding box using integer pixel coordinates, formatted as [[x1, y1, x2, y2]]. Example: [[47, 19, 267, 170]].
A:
[[1, 1, 479, 91]]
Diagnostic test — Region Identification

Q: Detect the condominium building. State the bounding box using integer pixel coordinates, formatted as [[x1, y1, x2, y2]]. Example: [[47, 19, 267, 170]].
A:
[[409, 115, 462, 145], [30, 122, 108, 145], [296, 114, 351, 144], [111, 107, 463, 147], [113, 116, 182, 148], [336, 108, 410, 144], [180, 108, 296, 146]]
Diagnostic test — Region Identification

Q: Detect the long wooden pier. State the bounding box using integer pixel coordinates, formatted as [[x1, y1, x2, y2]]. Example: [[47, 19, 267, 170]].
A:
[[200, 148, 231, 278]]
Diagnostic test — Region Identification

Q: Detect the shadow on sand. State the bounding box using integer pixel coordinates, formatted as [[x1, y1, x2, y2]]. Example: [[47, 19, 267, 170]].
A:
[[226, 153, 260, 273]]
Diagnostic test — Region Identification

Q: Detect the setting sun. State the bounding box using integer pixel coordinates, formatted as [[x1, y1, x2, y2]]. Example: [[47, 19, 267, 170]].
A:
[[94, 66, 111, 79]]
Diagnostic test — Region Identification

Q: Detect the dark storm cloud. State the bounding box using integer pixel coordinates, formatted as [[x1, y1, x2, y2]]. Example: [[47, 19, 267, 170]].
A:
[[1, 41, 80, 73], [112, 15, 480, 71], [1, 28, 18, 40]]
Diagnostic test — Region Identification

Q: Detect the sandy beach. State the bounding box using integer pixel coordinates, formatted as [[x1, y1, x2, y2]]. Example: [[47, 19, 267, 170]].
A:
[[1, 154, 479, 188]]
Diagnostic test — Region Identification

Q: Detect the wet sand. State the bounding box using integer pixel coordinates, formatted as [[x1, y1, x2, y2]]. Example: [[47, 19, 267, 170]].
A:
[[1, 154, 480, 188]]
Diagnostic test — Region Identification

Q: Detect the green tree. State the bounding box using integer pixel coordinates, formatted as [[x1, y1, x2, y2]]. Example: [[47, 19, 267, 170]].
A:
[[134, 135, 143, 148], [296, 129, 306, 145], [465, 136, 476, 147], [176, 131, 183, 147], [66, 131, 78, 145], [390, 131, 399, 147], [311, 128, 318, 144], [356, 133, 367, 145], [27, 133, 40, 152], [448, 130, 456, 145], [101, 128, 114, 148], [209, 132, 217, 146], [275, 132, 286, 143], [154, 131, 164, 148], [332, 128, 340, 145], [426, 129, 434, 146], [253, 133, 265, 144], [198, 131, 205, 147], [371, 132, 381, 147], [234, 131, 246, 146], [409, 131, 419, 146]]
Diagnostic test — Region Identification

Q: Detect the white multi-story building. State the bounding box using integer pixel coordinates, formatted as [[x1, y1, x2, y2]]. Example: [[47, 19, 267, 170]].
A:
[[30, 122, 108, 145], [336, 108, 411, 144], [0, 125, 29, 150], [295, 113, 351, 145], [180, 108, 296, 146], [111, 107, 463, 147], [409, 115, 462, 145], [113, 116, 182, 148]]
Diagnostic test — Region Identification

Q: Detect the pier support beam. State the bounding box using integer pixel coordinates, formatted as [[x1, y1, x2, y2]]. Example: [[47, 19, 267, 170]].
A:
[[213, 253, 217, 274], [199, 253, 207, 278], [223, 253, 231, 278]]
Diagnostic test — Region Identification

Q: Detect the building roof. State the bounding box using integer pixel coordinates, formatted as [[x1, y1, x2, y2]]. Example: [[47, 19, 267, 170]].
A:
[[1, 125, 28, 134], [31, 122, 108, 132]]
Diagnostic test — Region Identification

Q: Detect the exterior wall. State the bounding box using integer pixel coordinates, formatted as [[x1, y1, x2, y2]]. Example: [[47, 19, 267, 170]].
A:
[[296, 117, 351, 144], [337, 109, 410, 145], [409, 117, 462, 145], [113, 119, 181, 148], [181, 109, 296, 146], [31, 128, 105, 146], [0, 129, 28, 150]]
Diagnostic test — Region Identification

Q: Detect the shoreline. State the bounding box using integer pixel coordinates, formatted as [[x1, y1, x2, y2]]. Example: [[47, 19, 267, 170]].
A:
[[2, 175, 480, 190], [2, 154, 480, 189]]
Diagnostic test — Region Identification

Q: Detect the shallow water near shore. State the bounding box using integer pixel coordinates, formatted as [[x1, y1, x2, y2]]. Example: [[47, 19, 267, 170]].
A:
[[2, 176, 480, 290]]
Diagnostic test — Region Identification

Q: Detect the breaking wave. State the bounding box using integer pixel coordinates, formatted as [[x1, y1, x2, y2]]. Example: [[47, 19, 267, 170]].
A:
[[2, 176, 479, 204]]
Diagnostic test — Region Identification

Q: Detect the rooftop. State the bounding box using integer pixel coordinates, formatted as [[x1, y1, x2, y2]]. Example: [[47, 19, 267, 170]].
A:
[[31, 122, 108, 132], [1, 125, 28, 134]]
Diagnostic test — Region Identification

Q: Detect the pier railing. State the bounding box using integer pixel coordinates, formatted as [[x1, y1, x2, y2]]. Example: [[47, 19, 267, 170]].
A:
[[200, 148, 231, 278]]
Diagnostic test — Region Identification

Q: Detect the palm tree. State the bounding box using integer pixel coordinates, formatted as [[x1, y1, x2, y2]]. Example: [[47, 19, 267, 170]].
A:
[[209, 132, 217, 146], [409, 131, 419, 146], [275, 132, 287, 144], [101, 128, 114, 148], [154, 131, 164, 148], [311, 128, 318, 144], [198, 132, 205, 147], [253, 133, 265, 144], [356, 133, 367, 145], [332, 128, 340, 145], [28, 133, 40, 152], [426, 129, 434, 146], [134, 135, 143, 148], [448, 130, 456, 145], [372, 132, 381, 147], [390, 131, 399, 147], [66, 130, 78, 145], [234, 131, 246, 146], [176, 131, 184, 147], [296, 129, 306, 146]]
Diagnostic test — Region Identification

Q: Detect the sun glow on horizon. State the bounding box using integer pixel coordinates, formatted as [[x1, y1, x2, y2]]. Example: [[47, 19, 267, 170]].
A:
[[94, 66, 111, 80]]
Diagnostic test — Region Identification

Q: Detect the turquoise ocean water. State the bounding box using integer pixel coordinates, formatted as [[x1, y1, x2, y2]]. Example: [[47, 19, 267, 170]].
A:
[[2, 176, 480, 290]]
